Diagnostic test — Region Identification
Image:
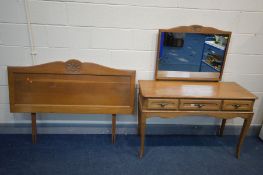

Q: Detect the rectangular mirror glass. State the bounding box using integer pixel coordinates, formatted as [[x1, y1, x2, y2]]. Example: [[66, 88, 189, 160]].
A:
[[155, 26, 231, 81]]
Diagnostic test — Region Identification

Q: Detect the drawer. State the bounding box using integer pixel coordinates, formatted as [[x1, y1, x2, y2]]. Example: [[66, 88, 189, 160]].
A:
[[147, 99, 178, 110], [179, 99, 221, 111], [222, 100, 253, 111]]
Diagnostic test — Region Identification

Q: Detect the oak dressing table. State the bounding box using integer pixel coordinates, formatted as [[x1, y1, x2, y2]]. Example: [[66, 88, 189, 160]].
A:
[[138, 25, 257, 158]]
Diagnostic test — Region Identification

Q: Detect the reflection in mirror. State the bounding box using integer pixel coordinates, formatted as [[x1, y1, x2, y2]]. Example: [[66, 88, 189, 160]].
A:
[[159, 33, 229, 73]]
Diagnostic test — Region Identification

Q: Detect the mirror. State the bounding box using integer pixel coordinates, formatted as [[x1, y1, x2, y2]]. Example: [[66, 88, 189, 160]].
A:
[[155, 25, 231, 81]]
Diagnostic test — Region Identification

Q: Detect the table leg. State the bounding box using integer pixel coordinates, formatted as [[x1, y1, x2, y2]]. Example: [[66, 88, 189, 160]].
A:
[[236, 117, 252, 159], [31, 113, 37, 144], [138, 105, 141, 136], [112, 114, 116, 144], [139, 115, 146, 159], [219, 119, 226, 136]]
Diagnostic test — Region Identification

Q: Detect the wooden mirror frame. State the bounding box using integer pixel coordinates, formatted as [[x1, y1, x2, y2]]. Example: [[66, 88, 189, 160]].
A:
[[155, 25, 232, 81]]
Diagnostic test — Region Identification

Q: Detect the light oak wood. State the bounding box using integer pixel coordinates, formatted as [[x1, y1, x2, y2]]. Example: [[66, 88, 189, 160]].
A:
[[138, 98, 142, 136], [139, 111, 146, 159], [112, 114, 116, 144], [31, 113, 36, 144], [147, 99, 178, 110], [155, 25, 231, 81], [219, 119, 226, 136], [141, 108, 253, 120], [159, 25, 232, 34], [236, 117, 252, 159], [157, 71, 220, 81], [139, 80, 256, 99], [138, 80, 256, 159], [179, 99, 221, 111], [222, 100, 253, 111], [8, 59, 136, 143]]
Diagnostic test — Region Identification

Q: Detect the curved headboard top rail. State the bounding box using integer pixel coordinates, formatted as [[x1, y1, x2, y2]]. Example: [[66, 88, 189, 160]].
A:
[[8, 59, 135, 76], [159, 25, 231, 35]]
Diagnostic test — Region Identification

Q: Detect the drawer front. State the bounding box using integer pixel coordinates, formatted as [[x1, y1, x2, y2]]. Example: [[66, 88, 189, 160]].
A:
[[147, 99, 178, 110], [222, 100, 253, 111], [179, 99, 221, 111]]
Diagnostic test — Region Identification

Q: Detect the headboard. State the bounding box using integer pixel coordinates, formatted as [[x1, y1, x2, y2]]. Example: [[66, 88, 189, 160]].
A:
[[8, 59, 136, 115]]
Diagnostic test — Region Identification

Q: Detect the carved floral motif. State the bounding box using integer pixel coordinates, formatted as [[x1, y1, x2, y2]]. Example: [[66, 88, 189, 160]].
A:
[[65, 60, 81, 73]]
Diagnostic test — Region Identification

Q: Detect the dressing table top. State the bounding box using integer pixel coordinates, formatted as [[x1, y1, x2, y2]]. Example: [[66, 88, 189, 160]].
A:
[[139, 80, 256, 100]]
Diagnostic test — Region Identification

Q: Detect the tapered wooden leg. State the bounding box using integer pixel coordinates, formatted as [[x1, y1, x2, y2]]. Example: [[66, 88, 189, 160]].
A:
[[219, 119, 226, 136], [236, 117, 252, 159], [31, 113, 37, 144], [138, 104, 141, 136], [112, 114, 116, 144], [139, 115, 146, 159]]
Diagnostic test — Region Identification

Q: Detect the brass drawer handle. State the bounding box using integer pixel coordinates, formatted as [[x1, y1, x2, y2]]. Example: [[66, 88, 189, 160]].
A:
[[159, 103, 170, 108], [194, 104, 205, 108], [232, 104, 241, 109]]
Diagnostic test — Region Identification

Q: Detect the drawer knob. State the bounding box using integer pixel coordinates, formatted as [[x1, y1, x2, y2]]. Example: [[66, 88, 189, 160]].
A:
[[232, 104, 241, 109], [194, 104, 205, 108]]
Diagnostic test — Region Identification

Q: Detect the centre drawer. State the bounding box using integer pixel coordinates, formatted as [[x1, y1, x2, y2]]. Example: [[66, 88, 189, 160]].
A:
[[147, 99, 178, 110], [179, 99, 221, 111]]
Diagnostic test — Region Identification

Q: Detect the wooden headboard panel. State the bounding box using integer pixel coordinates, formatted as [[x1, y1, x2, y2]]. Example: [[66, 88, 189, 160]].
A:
[[8, 59, 136, 114]]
